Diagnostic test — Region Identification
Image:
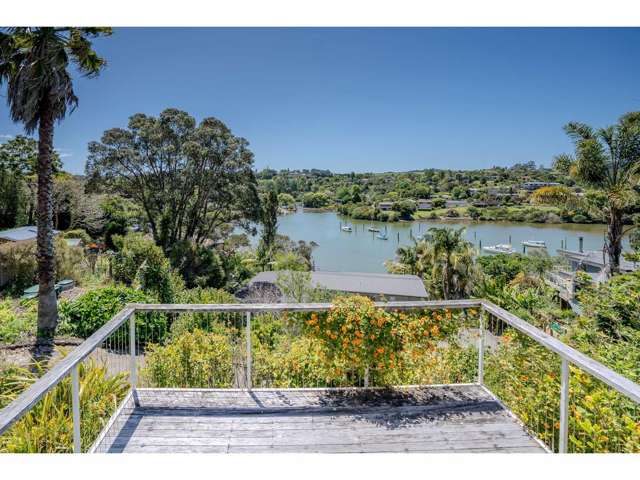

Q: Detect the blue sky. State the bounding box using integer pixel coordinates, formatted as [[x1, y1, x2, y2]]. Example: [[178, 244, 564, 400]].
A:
[[1, 27, 639, 174]]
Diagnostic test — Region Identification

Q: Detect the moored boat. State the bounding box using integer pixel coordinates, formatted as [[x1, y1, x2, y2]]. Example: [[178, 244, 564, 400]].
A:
[[341, 225, 353, 232], [522, 240, 547, 249], [482, 244, 515, 255]]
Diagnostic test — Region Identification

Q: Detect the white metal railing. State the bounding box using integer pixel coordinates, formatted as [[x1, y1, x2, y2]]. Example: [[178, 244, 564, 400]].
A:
[[0, 299, 639, 453]]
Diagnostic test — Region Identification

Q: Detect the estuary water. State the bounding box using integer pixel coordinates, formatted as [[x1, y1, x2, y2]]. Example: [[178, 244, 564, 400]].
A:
[[275, 210, 626, 273]]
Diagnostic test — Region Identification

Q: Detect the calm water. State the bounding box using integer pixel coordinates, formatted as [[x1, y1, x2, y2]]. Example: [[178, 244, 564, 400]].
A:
[[273, 210, 627, 273]]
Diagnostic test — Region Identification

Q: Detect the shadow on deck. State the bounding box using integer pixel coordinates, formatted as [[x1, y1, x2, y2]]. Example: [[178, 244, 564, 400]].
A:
[[91, 384, 547, 453]]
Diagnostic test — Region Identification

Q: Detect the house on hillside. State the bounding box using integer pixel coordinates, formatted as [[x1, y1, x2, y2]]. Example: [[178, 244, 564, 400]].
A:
[[521, 181, 560, 192], [378, 201, 394, 211], [445, 200, 468, 208], [238, 271, 428, 302], [416, 199, 433, 211]]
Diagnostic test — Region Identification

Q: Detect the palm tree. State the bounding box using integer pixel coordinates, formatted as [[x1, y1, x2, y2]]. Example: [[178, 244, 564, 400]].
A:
[[0, 28, 111, 341], [425, 227, 477, 299], [395, 243, 419, 274], [545, 113, 640, 276], [388, 227, 478, 299]]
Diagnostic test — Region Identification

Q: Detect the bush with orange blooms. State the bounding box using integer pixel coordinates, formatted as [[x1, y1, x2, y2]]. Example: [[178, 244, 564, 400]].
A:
[[303, 295, 403, 385]]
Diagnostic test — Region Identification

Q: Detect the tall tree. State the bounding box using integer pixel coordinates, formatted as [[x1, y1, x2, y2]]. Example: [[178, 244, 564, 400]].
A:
[[0, 27, 111, 340], [86, 108, 261, 253], [537, 113, 640, 275], [0, 135, 61, 228], [258, 189, 279, 269]]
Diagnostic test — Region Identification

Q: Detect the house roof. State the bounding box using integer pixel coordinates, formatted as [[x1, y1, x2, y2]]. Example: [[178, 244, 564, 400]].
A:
[[0, 226, 60, 242], [249, 270, 428, 298], [558, 248, 639, 272]]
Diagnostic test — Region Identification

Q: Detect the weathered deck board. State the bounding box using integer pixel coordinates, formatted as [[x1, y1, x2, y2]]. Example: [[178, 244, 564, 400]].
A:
[[92, 385, 546, 453]]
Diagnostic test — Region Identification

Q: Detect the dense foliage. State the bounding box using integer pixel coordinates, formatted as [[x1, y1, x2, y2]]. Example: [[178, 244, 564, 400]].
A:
[[257, 161, 606, 224], [111, 233, 181, 302], [387, 227, 479, 299], [143, 329, 234, 388], [86, 108, 261, 253], [0, 358, 129, 453], [58, 286, 164, 341]]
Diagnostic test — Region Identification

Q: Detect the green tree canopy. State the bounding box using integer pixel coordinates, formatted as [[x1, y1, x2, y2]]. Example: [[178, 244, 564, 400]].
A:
[[86, 108, 261, 253]]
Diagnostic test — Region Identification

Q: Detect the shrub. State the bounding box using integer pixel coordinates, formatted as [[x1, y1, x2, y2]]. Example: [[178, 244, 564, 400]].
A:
[[302, 192, 330, 208], [59, 286, 165, 341], [0, 358, 129, 452], [111, 233, 180, 302], [168, 240, 225, 289], [0, 299, 36, 344], [169, 288, 237, 337], [0, 241, 37, 294], [303, 296, 403, 386], [572, 213, 589, 224], [143, 329, 234, 388], [253, 334, 333, 388], [60, 229, 91, 244], [54, 237, 90, 285]]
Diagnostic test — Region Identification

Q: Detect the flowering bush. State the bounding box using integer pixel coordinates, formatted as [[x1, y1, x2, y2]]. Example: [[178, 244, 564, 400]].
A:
[[303, 296, 403, 386]]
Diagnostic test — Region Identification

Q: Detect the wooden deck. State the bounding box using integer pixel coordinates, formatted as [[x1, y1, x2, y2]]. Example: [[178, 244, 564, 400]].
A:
[[91, 385, 547, 453]]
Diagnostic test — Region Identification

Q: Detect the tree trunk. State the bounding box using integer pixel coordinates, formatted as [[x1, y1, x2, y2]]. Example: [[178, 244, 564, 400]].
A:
[[36, 96, 59, 342], [606, 207, 623, 277]]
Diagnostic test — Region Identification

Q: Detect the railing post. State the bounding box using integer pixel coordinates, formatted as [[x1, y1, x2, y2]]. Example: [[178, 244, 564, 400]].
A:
[[129, 313, 137, 388], [246, 312, 252, 390], [478, 308, 485, 385], [71, 364, 81, 453], [559, 358, 570, 453]]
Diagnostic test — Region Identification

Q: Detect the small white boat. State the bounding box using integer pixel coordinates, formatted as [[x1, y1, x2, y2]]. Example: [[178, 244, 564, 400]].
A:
[[522, 240, 547, 249], [482, 244, 515, 255], [376, 233, 388, 240], [341, 226, 353, 232], [368, 226, 380, 232]]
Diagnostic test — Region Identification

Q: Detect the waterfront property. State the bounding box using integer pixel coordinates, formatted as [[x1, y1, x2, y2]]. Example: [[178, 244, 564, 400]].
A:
[[544, 247, 640, 312], [378, 201, 394, 211], [244, 270, 429, 301], [557, 247, 639, 282], [1, 299, 639, 453]]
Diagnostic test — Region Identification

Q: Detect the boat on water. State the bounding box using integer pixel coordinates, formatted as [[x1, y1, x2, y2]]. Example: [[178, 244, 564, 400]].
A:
[[522, 240, 547, 249], [368, 226, 380, 232], [482, 244, 515, 255], [376, 233, 388, 240], [341, 225, 353, 232]]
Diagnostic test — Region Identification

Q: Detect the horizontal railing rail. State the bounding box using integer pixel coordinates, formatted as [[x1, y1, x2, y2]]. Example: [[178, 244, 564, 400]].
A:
[[1, 298, 639, 454]]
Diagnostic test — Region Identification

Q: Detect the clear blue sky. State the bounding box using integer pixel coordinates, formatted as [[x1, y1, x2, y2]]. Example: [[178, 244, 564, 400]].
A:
[[1, 27, 639, 174]]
